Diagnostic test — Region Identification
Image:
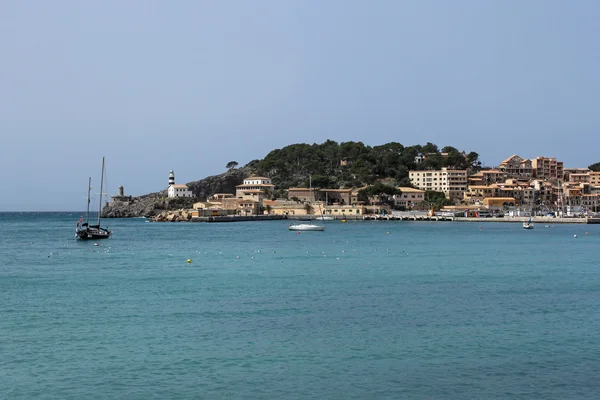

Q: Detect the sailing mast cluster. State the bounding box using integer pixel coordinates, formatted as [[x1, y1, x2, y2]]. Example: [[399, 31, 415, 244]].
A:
[[75, 157, 112, 240]]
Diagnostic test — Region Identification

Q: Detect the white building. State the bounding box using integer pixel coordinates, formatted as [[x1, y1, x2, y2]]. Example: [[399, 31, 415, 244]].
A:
[[242, 177, 272, 185], [168, 184, 193, 198], [167, 169, 193, 198], [409, 168, 468, 202], [235, 176, 275, 198]]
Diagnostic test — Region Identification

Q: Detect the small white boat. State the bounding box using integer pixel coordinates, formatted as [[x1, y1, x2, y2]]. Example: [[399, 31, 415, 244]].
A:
[[288, 224, 325, 231], [315, 216, 334, 221], [523, 218, 534, 229]]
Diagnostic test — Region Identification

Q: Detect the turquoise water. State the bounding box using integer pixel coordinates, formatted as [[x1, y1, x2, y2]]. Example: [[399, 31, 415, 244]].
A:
[[1, 212, 600, 399]]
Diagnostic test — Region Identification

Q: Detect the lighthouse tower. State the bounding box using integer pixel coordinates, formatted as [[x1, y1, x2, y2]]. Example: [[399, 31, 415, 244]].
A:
[[168, 170, 175, 186]]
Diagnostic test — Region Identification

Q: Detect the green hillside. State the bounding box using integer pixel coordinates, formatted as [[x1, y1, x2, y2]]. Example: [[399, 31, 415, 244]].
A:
[[252, 140, 480, 191]]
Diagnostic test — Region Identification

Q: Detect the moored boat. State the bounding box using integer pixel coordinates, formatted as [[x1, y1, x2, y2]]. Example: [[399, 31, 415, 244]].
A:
[[288, 224, 325, 231], [76, 157, 112, 240], [523, 217, 534, 229]]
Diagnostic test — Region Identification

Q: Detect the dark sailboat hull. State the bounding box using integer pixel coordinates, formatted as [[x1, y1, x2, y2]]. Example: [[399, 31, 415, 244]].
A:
[[76, 228, 111, 240]]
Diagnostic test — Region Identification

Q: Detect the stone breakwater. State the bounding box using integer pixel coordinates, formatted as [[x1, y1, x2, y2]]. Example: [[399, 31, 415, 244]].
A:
[[151, 210, 193, 222]]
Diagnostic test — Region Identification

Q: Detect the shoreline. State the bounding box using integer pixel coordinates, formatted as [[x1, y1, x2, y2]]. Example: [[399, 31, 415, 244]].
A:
[[152, 214, 600, 224]]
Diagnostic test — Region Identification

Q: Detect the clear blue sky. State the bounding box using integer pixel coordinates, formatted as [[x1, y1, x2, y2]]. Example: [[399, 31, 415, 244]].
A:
[[1, 0, 599, 211]]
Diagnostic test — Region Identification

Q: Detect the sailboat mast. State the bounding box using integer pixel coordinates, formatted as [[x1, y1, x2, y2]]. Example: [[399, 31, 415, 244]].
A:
[[86, 177, 91, 224], [98, 157, 105, 226]]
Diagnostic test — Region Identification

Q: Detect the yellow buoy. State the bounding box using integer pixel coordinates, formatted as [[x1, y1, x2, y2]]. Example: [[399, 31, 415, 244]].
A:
[[187, 259, 192, 263]]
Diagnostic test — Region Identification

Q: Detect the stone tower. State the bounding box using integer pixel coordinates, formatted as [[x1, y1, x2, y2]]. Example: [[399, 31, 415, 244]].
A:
[[169, 170, 175, 186]]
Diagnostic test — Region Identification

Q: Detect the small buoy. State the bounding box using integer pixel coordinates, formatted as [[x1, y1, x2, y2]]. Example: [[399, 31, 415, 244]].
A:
[[386, 232, 390, 234], [586, 232, 589, 235], [187, 259, 192, 263], [574, 235, 577, 238], [297, 232, 301, 234]]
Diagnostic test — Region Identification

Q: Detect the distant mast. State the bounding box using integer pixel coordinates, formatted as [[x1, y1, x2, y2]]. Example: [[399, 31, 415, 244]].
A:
[[98, 157, 105, 226], [86, 177, 91, 225], [169, 170, 175, 186]]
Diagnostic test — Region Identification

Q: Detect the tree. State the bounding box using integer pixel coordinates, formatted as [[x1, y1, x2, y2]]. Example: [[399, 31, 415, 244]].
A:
[[589, 162, 600, 172], [226, 161, 238, 170], [422, 190, 453, 210], [265, 205, 272, 214], [358, 182, 400, 205], [421, 142, 439, 154]]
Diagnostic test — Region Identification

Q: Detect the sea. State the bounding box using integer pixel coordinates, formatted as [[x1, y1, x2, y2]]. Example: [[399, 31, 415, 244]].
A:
[[1, 212, 599, 399]]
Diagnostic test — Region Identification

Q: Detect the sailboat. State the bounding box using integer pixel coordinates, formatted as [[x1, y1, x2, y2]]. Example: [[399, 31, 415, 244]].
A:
[[316, 191, 334, 221], [523, 192, 535, 229], [289, 175, 325, 231], [76, 157, 112, 240]]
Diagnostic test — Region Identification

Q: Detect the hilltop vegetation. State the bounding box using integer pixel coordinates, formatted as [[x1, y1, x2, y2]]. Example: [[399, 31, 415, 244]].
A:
[[589, 162, 600, 172], [252, 140, 480, 190]]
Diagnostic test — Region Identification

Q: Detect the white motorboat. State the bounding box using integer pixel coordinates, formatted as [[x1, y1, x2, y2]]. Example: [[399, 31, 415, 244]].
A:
[[288, 224, 325, 231], [315, 216, 334, 221], [523, 217, 534, 229]]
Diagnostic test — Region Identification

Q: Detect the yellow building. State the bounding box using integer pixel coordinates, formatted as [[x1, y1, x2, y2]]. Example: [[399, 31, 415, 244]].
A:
[[323, 205, 365, 216], [482, 197, 517, 208], [464, 185, 499, 203]]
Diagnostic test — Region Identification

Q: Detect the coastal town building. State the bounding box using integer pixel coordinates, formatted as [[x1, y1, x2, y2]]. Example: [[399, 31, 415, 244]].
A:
[[323, 205, 365, 216], [393, 187, 425, 208], [563, 168, 590, 182], [498, 155, 533, 178], [531, 156, 564, 181], [168, 184, 192, 198], [409, 168, 468, 202], [321, 189, 352, 205], [482, 197, 518, 208], [569, 173, 591, 184], [287, 187, 319, 202], [211, 193, 234, 201], [464, 185, 499, 204], [589, 172, 600, 186], [287, 188, 353, 205], [167, 170, 193, 198], [235, 176, 275, 198]]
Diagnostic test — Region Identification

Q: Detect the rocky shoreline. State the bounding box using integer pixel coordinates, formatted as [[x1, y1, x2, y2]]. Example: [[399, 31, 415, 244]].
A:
[[101, 168, 250, 218], [151, 209, 193, 222]]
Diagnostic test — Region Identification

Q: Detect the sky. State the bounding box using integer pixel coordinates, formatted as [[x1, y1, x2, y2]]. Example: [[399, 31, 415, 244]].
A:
[[1, 0, 599, 211]]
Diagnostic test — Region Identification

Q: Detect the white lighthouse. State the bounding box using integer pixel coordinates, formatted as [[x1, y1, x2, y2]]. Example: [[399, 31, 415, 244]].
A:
[[167, 169, 192, 198]]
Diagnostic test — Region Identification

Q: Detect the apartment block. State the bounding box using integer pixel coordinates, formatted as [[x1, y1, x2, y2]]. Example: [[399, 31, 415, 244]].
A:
[[409, 168, 468, 202], [498, 155, 533, 178], [531, 156, 564, 181]]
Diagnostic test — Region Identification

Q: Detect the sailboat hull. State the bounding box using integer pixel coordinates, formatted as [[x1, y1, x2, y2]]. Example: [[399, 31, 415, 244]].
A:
[[76, 224, 111, 240]]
